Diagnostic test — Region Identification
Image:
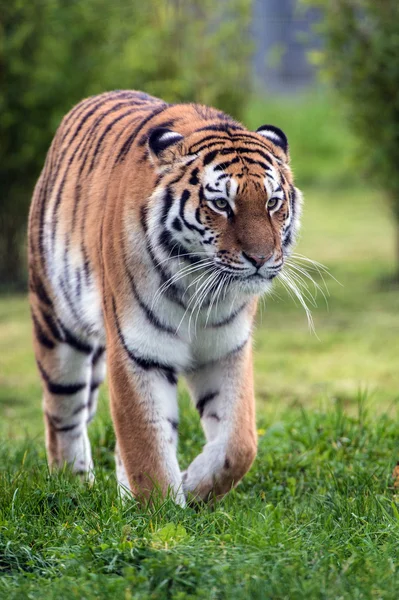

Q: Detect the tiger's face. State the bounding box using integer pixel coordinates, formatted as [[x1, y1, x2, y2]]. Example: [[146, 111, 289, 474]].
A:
[[147, 124, 302, 295]]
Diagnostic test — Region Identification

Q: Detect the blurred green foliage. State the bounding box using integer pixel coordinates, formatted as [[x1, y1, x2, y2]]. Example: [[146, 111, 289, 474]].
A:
[[0, 0, 252, 286], [246, 90, 357, 189], [303, 0, 399, 275]]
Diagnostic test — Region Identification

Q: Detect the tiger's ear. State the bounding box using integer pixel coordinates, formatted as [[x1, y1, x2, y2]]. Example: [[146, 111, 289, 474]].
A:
[[256, 125, 288, 156], [148, 127, 184, 164]]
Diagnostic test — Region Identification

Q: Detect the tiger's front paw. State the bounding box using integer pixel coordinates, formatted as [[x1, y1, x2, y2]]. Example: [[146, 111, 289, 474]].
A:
[[182, 443, 230, 501], [182, 441, 256, 502]]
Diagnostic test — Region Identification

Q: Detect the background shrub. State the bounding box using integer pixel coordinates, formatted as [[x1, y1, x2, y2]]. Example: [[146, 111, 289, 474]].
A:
[[0, 0, 252, 286], [303, 0, 399, 277]]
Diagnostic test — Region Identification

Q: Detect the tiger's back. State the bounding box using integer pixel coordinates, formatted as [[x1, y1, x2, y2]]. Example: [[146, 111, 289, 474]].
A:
[[28, 90, 302, 504], [29, 90, 165, 341]]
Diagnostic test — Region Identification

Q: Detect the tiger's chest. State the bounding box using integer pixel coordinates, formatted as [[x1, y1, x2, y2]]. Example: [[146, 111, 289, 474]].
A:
[[122, 290, 252, 373]]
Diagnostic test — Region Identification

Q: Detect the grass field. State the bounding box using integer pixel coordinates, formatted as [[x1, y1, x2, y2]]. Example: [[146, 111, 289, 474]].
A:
[[2, 94, 399, 598], [1, 183, 399, 599]]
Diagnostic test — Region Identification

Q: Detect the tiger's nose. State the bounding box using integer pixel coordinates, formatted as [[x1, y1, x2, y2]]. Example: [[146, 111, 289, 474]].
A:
[[242, 252, 269, 268]]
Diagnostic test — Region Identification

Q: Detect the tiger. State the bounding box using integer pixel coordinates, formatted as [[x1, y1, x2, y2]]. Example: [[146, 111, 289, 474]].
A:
[[28, 90, 302, 506]]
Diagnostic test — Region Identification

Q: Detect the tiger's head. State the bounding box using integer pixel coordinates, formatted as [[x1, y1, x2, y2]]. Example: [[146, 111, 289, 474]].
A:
[[146, 122, 302, 295]]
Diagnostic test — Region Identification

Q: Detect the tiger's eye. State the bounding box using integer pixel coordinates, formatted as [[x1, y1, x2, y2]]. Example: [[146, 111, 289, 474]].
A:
[[267, 198, 279, 211], [214, 198, 228, 210]]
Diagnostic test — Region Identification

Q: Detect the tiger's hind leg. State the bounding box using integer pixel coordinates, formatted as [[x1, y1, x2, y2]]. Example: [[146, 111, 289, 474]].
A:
[[32, 305, 97, 476]]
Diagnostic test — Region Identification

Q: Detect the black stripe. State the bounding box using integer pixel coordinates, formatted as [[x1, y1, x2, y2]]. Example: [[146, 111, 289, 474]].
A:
[[37, 162, 51, 265], [59, 91, 141, 143], [219, 146, 238, 155], [58, 278, 86, 330], [168, 165, 192, 186], [31, 159, 49, 265], [80, 243, 91, 285], [172, 217, 182, 231], [90, 380, 102, 392], [114, 104, 171, 163], [283, 186, 296, 249], [112, 297, 178, 384], [32, 313, 55, 349], [216, 156, 241, 169], [233, 146, 274, 163], [239, 155, 272, 171], [158, 229, 187, 261], [55, 422, 80, 433], [87, 106, 143, 173], [59, 323, 93, 354], [31, 273, 53, 307], [189, 134, 230, 152], [195, 124, 243, 133], [72, 110, 143, 227], [63, 234, 72, 294], [203, 150, 219, 166], [54, 96, 143, 236], [192, 136, 277, 163], [60, 91, 139, 145], [209, 302, 248, 328], [167, 418, 179, 431], [72, 403, 88, 415], [144, 240, 187, 309], [283, 230, 292, 248], [59, 97, 110, 156], [179, 190, 204, 234], [75, 267, 82, 298], [58, 103, 146, 235], [191, 141, 228, 155], [232, 132, 282, 149], [202, 237, 214, 245], [38, 362, 86, 395], [92, 346, 105, 366], [189, 168, 200, 185], [140, 205, 149, 233], [39, 309, 63, 343], [46, 411, 81, 431], [51, 144, 82, 247], [213, 264, 243, 273], [290, 185, 297, 220], [140, 205, 188, 309], [194, 206, 203, 226], [161, 187, 174, 225], [197, 391, 218, 417], [208, 413, 221, 422], [128, 267, 176, 335], [193, 337, 249, 372], [59, 97, 96, 141], [120, 220, 182, 333], [60, 94, 107, 144]]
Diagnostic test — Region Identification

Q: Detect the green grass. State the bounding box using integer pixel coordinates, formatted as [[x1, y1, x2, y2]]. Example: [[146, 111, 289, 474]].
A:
[[2, 140, 399, 595], [1, 400, 399, 599]]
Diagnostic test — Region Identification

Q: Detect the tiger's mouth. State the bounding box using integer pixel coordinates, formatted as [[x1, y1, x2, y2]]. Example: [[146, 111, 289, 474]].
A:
[[210, 253, 284, 282], [210, 264, 282, 284], [251, 271, 279, 281]]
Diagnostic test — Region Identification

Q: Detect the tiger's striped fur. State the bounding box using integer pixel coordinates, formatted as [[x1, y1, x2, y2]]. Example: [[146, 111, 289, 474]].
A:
[[28, 90, 302, 505]]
